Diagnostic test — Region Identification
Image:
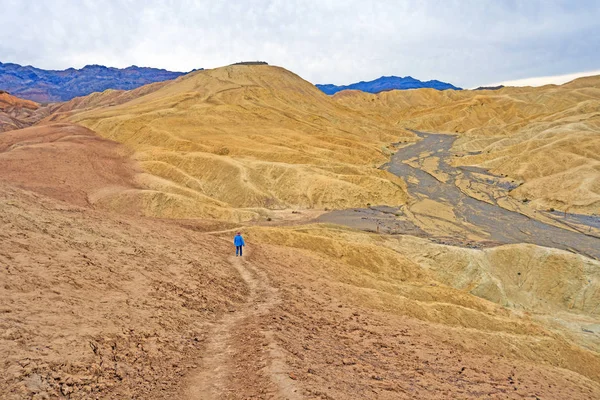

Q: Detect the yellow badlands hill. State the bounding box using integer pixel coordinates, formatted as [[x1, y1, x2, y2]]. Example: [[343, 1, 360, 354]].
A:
[[70, 65, 413, 221], [333, 76, 600, 214]]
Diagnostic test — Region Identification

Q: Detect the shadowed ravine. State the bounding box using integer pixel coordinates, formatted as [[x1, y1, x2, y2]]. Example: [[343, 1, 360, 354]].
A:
[[320, 132, 600, 260]]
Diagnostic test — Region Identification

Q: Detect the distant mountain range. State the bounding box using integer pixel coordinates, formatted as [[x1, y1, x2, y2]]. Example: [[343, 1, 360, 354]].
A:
[[1, 61, 461, 102], [0, 62, 189, 103], [316, 76, 461, 95]]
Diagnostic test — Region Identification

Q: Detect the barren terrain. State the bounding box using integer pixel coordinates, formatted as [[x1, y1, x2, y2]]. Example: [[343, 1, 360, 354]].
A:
[[1, 65, 599, 399], [334, 77, 600, 215], [69, 65, 413, 220], [2, 185, 599, 399]]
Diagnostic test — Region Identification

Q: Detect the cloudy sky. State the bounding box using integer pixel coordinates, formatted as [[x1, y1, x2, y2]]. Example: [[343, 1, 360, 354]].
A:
[[1, 0, 599, 88]]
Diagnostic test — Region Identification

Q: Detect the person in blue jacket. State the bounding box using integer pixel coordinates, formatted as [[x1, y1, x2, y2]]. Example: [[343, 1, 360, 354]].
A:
[[234, 232, 245, 256]]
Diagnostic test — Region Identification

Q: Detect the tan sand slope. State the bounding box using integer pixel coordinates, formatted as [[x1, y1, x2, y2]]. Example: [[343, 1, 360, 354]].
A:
[[0, 184, 246, 399], [68, 65, 413, 221], [333, 76, 600, 137], [39, 81, 170, 124], [0, 84, 170, 134], [2, 185, 600, 399], [229, 224, 600, 398], [246, 225, 600, 319], [453, 116, 600, 213], [333, 76, 600, 214]]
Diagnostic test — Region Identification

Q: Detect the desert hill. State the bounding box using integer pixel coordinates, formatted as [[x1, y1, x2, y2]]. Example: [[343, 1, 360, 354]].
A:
[[333, 76, 600, 214], [68, 64, 414, 221], [0, 123, 143, 211], [0, 91, 43, 132], [0, 91, 38, 110], [0, 82, 171, 133], [40, 81, 171, 124], [332, 75, 600, 137], [0, 62, 186, 102]]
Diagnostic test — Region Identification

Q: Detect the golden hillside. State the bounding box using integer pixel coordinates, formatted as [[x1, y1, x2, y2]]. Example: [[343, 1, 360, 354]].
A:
[[40, 81, 170, 124], [69, 65, 413, 221], [333, 77, 600, 214]]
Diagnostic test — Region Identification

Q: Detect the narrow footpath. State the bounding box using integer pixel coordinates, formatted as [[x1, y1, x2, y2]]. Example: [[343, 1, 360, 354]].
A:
[[182, 242, 301, 399]]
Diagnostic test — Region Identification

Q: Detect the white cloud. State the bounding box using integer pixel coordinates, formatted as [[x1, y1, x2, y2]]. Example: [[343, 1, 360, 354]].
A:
[[1, 0, 599, 88], [485, 69, 600, 88]]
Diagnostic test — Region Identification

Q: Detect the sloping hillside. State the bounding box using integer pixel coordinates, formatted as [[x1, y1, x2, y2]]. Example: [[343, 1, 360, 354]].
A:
[[1, 66, 599, 399], [0, 184, 246, 399], [0, 91, 42, 132], [39, 81, 171, 124], [70, 65, 414, 221], [0, 123, 143, 211], [332, 77, 600, 137]]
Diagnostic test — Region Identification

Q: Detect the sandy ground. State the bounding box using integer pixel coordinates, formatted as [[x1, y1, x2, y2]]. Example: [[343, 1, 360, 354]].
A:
[[253, 244, 600, 399], [4, 185, 598, 399], [0, 184, 251, 399]]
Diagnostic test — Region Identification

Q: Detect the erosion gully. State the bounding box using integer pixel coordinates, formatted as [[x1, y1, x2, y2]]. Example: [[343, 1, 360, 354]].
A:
[[318, 132, 600, 260]]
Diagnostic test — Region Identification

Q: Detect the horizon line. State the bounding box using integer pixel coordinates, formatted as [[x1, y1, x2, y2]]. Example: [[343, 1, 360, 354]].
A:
[[479, 69, 600, 89]]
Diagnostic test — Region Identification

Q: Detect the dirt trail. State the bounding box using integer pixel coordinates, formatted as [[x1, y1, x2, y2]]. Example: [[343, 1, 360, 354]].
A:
[[183, 242, 301, 399]]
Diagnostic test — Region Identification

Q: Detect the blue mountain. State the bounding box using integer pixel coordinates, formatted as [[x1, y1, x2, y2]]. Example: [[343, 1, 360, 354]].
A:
[[0, 62, 192, 103], [316, 75, 461, 95]]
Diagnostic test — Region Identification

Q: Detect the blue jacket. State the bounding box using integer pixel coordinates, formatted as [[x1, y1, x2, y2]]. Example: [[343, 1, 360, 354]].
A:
[[234, 235, 245, 246]]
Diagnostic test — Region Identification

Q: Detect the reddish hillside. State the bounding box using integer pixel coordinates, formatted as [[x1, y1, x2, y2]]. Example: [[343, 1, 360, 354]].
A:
[[0, 91, 43, 132], [0, 91, 39, 110], [0, 123, 141, 210]]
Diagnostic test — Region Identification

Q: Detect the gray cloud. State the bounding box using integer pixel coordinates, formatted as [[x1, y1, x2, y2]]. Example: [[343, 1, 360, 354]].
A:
[[1, 0, 599, 87]]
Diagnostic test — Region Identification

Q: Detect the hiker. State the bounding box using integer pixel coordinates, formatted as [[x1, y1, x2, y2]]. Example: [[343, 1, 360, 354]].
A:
[[234, 232, 245, 256]]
